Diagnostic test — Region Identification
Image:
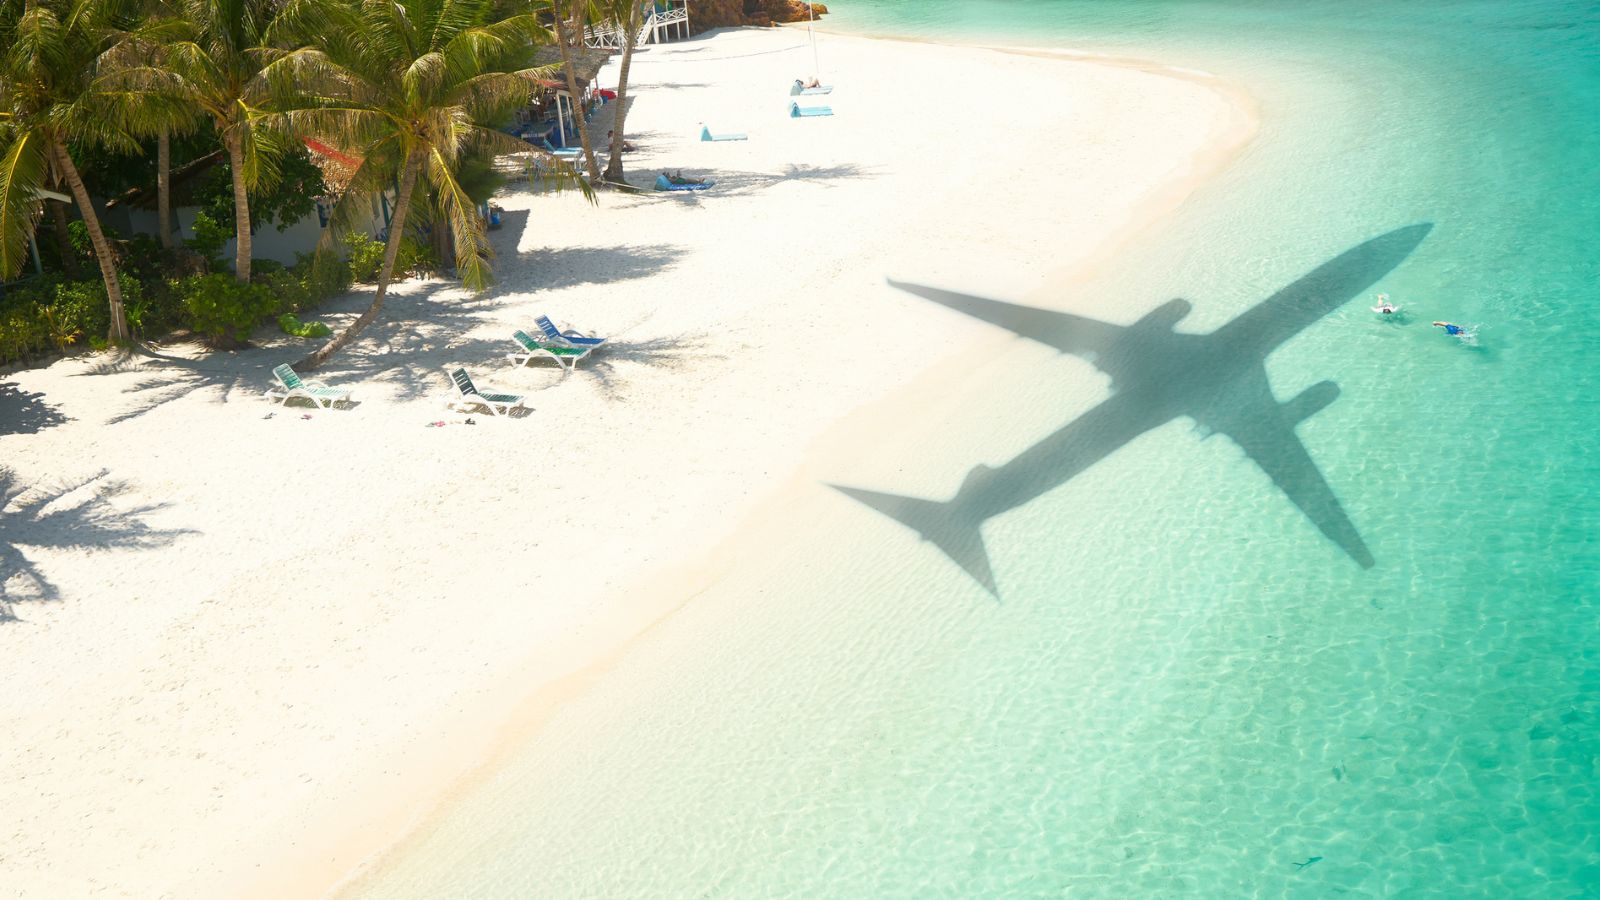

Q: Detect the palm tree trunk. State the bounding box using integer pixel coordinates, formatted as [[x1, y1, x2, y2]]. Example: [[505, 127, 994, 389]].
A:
[[157, 128, 175, 251], [604, 3, 640, 183], [295, 151, 422, 371], [552, 1, 601, 181], [223, 130, 253, 282], [47, 198, 78, 277], [49, 136, 129, 344]]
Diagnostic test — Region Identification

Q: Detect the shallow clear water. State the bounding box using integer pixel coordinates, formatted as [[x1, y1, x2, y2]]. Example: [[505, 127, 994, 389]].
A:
[[349, 2, 1599, 896]]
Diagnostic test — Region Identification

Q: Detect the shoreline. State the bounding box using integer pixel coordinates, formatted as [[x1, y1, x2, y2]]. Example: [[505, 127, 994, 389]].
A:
[[303, 33, 1260, 900], [0, 27, 1255, 900]]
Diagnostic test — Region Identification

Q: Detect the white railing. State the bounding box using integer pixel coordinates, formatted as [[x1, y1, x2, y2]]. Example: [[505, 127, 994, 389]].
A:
[[584, 4, 688, 49]]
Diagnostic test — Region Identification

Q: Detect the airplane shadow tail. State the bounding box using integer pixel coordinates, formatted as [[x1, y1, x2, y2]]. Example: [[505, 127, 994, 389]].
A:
[[829, 485, 998, 597]]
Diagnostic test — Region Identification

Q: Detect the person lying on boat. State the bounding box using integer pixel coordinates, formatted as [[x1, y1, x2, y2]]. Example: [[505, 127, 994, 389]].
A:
[[607, 130, 638, 152], [662, 170, 706, 186]]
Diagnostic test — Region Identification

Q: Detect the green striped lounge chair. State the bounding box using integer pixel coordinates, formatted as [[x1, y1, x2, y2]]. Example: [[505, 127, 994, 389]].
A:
[[448, 368, 526, 417], [507, 330, 591, 373], [265, 363, 352, 408]]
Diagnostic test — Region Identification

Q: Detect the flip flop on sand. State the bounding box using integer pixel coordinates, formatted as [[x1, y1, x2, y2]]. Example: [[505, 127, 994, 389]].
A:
[[262, 413, 274, 419], [426, 420, 446, 428], [300, 414, 313, 420]]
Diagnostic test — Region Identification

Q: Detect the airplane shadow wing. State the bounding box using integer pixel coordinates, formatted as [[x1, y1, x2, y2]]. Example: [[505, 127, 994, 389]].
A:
[[1215, 223, 1432, 351], [1208, 370, 1376, 568], [886, 279, 1124, 359]]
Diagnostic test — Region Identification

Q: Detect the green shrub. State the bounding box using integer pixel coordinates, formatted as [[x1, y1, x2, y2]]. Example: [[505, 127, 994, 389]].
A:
[[129, 279, 186, 337], [66, 220, 96, 262], [395, 235, 438, 278], [276, 312, 331, 339], [0, 274, 137, 363], [0, 299, 48, 364], [264, 268, 311, 315], [118, 234, 169, 285], [185, 211, 230, 268], [295, 252, 352, 302], [344, 231, 386, 282], [49, 276, 119, 343], [176, 274, 275, 348]]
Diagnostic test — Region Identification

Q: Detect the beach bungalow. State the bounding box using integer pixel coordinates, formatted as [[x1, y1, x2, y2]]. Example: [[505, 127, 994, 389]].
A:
[[99, 140, 392, 267]]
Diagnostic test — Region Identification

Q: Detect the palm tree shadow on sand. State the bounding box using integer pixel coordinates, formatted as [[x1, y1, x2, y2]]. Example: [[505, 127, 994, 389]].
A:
[[0, 467, 195, 621], [0, 381, 70, 435], [833, 224, 1434, 597], [579, 332, 725, 402], [76, 346, 263, 425]]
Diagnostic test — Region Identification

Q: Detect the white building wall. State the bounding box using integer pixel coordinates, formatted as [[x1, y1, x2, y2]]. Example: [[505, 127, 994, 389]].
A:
[[102, 198, 387, 269]]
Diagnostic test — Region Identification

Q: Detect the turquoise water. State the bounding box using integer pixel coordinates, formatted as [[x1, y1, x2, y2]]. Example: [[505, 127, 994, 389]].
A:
[[349, 3, 1599, 896]]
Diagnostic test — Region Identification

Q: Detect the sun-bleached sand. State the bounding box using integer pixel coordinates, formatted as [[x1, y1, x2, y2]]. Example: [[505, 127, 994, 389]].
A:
[[0, 26, 1251, 898]]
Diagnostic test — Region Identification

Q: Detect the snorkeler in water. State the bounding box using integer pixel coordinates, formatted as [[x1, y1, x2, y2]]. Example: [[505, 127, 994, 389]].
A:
[[1433, 320, 1466, 336]]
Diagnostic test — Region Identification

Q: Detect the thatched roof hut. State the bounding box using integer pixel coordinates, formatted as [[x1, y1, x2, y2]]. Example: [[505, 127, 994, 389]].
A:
[[530, 45, 612, 89]]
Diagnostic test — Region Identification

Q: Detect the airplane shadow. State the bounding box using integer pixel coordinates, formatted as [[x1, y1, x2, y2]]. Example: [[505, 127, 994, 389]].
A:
[[833, 224, 1434, 596]]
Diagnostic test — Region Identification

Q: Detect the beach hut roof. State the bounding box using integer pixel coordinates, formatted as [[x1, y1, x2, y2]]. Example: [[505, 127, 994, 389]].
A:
[[531, 45, 611, 88], [104, 151, 226, 210]]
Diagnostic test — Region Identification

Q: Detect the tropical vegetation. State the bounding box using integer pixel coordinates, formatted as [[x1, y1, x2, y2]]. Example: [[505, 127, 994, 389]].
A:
[[0, 0, 596, 368]]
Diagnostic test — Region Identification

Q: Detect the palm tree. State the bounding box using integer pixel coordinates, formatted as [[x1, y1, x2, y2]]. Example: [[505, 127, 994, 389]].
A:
[[101, 0, 286, 282], [547, 0, 600, 182], [600, 0, 639, 184], [0, 0, 146, 343], [273, 0, 589, 371]]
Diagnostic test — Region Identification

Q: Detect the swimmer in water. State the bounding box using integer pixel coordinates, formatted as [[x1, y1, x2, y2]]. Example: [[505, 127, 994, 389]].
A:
[[1433, 320, 1466, 336], [1374, 292, 1396, 314]]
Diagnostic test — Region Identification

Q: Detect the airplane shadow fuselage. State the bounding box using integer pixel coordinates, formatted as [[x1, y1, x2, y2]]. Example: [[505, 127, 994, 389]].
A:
[[836, 224, 1433, 593]]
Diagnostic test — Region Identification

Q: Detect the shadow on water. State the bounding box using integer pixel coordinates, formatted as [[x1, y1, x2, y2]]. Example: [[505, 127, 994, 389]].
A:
[[0, 381, 69, 435], [0, 467, 194, 621], [832, 224, 1434, 596]]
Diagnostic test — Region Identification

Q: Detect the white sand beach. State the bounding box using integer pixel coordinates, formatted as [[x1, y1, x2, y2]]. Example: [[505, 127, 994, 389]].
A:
[[0, 27, 1251, 898]]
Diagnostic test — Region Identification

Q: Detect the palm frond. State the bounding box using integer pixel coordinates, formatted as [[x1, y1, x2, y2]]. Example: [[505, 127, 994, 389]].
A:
[[0, 127, 48, 279], [423, 144, 491, 289]]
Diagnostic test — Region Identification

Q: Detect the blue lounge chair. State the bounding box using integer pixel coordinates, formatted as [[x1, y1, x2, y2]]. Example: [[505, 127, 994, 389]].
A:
[[789, 83, 834, 96], [789, 102, 833, 118], [655, 174, 714, 192], [535, 315, 607, 348], [700, 125, 748, 142], [539, 137, 584, 161]]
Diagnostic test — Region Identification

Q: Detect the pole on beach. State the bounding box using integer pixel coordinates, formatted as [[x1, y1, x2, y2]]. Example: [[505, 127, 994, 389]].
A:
[[806, 2, 821, 82]]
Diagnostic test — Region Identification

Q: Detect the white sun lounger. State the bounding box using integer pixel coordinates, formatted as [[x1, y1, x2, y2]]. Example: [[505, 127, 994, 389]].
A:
[[264, 363, 352, 408], [448, 368, 527, 417], [507, 330, 592, 373]]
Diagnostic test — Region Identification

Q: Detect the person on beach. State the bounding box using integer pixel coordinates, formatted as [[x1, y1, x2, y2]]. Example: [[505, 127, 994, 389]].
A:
[[607, 130, 638, 153], [1433, 320, 1466, 336]]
